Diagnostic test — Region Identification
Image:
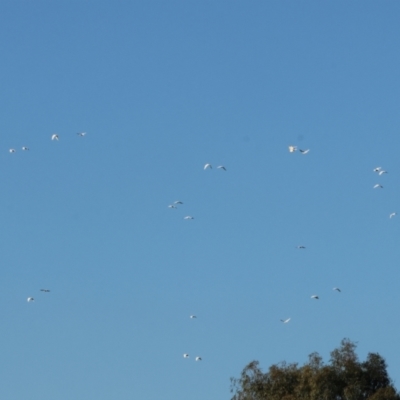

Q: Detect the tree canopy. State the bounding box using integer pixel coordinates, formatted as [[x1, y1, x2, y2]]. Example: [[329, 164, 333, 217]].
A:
[[230, 339, 399, 400]]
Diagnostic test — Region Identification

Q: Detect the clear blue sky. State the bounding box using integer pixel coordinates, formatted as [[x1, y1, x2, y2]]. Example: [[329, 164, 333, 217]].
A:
[[1, 1, 400, 399]]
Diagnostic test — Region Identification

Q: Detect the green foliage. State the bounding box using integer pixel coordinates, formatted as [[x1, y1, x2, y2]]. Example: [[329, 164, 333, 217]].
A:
[[230, 339, 400, 400]]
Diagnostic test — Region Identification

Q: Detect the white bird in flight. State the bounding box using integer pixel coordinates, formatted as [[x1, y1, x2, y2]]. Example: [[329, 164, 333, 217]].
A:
[[217, 166, 227, 171], [190, 315, 197, 319], [311, 295, 319, 300], [373, 167, 382, 173], [77, 132, 87, 137], [168, 205, 177, 209], [195, 357, 202, 361], [333, 287, 341, 292], [174, 201, 183, 205], [390, 213, 396, 219], [373, 184, 383, 189], [299, 149, 310, 154], [288, 146, 297, 153], [204, 163, 212, 170], [183, 354, 189, 358], [280, 318, 291, 323], [9, 149, 16, 153], [27, 297, 34, 302], [51, 134, 59, 141], [22, 146, 29, 151], [378, 170, 388, 175], [184, 216, 194, 220]]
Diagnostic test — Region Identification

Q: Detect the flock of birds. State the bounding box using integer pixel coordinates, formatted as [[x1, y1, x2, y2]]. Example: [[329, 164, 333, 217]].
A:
[[14, 133, 87, 302], [19, 138, 396, 364]]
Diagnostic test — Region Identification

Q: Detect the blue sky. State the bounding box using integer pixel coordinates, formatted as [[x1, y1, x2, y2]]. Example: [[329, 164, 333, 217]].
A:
[[1, 1, 400, 399]]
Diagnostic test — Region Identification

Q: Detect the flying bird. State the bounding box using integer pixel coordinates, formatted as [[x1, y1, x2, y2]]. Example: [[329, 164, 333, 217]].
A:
[[183, 354, 189, 358], [217, 166, 227, 171], [373, 184, 383, 189], [288, 146, 297, 153], [299, 149, 310, 154], [40, 289, 50, 292], [390, 213, 397, 219], [378, 170, 388, 175], [174, 201, 183, 205], [333, 287, 341, 292], [9, 149, 16, 153], [373, 167, 382, 173], [204, 163, 212, 170], [51, 134, 59, 141], [168, 205, 177, 209], [22, 147, 29, 151], [311, 295, 319, 300], [27, 297, 34, 302], [195, 357, 202, 361], [184, 216, 194, 220], [190, 315, 197, 319], [280, 318, 291, 323], [296, 245, 306, 249], [77, 132, 87, 137]]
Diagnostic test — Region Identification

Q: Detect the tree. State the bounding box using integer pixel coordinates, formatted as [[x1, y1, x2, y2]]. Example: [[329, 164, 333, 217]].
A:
[[230, 339, 400, 400]]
